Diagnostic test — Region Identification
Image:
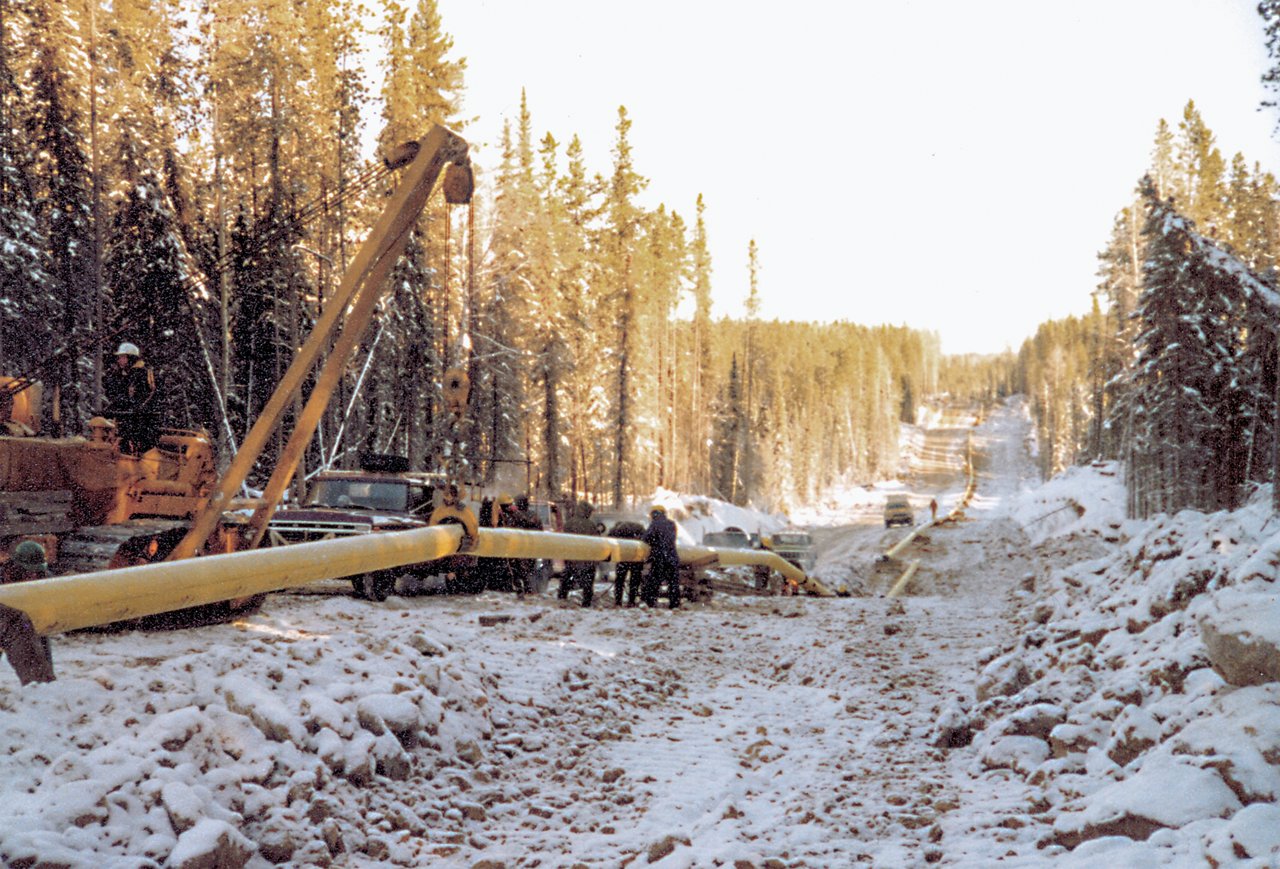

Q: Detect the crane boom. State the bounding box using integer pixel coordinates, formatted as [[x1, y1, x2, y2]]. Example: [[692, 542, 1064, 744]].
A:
[[167, 124, 471, 562]]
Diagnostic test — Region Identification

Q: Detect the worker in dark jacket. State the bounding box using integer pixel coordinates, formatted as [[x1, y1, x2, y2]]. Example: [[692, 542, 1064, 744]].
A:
[[0, 541, 55, 684], [104, 341, 158, 454], [499, 494, 543, 596], [610, 519, 646, 607], [561, 501, 600, 606], [641, 505, 681, 608]]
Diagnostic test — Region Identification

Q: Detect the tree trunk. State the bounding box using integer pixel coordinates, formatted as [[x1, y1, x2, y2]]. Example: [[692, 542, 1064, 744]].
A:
[[613, 258, 632, 508]]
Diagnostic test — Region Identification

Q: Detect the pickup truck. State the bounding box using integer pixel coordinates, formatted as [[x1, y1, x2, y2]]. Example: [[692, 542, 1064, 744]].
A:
[[266, 461, 446, 600], [764, 529, 816, 573], [883, 495, 914, 528]]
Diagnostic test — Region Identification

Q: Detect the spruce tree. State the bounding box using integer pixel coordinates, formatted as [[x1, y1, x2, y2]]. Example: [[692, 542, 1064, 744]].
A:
[[26, 5, 95, 432], [0, 1, 52, 375], [1124, 177, 1259, 515], [104, 116, 209, 429], [689, 194, 713, 493], [602, 105, 646, 506], [711, 355, 744, 504]]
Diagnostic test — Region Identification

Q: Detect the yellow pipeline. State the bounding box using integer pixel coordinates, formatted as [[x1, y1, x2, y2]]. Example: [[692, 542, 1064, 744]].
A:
[[0, 527, 825, 636], [472, 529, 647, 563], [0, 529, 646, 634], [688, 545, 836, 597], [887, 559, 921, 598], [0, 525, 464, 635], [483, 533, 831, 595], [884, 525, 928, 560]]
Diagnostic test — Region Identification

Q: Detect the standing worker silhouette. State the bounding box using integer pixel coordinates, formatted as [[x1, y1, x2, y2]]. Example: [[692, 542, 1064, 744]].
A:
[[104, 342, 158, 454], [641, 505, 681, 609]]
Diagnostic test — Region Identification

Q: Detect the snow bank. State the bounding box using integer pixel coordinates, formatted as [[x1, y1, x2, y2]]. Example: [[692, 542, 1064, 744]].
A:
[[0, 607, 498, 866], [959, 465, 1280, 863], [998, 459, 1129, 545], [646, 486, 790, 545]]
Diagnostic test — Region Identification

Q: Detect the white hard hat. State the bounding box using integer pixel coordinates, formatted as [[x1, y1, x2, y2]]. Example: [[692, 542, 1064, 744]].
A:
[[116, 342, 140, 357]]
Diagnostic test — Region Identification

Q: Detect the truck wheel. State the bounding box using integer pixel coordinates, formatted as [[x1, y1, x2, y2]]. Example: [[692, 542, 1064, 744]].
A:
[[377, 574, 397, 599], [357, 573, 389, 601]]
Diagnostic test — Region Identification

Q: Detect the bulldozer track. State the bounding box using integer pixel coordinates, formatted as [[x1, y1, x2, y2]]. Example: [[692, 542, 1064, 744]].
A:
[[56, 520, 192, 575]]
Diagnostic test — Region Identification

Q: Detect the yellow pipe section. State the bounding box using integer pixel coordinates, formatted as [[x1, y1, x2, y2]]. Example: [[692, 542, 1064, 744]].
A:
[[887, 559, 920, 598], [0, 525, 465, 635], [689, 545, 835, 597], [472, 529, 648, 563], [885, 525, 927, 560]]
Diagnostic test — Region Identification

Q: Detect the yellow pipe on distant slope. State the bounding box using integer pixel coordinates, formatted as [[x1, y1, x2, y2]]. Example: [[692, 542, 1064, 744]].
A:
[[887, 559, 921, 598]]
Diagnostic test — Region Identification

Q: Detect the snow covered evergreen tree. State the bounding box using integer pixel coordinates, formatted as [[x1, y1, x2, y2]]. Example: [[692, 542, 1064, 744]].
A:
[[25, 3, 95, 433], [1123, 177, 1276, 517], [104, 116, 209, 430], [603, 106, 647, 506], [0, 0, 52, 376]]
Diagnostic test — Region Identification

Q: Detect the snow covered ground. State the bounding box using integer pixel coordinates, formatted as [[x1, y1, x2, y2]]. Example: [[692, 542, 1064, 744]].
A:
[[1, 397, 1278, 867]]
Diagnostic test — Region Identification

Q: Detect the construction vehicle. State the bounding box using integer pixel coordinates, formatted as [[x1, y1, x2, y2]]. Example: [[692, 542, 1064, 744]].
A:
[[0, 125, 473, 589], [762, 529, 816, 574], [266, 453, 447, 600], [166, 124, 473, 562], [0, 377, 238, 575]]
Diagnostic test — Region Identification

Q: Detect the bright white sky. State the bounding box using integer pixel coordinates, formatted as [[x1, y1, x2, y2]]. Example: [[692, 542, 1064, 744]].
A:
[[433, 0, 1279, 355]]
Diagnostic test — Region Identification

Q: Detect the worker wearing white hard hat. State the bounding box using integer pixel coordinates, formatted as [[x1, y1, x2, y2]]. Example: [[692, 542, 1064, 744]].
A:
[[104, 341, 157, 454]]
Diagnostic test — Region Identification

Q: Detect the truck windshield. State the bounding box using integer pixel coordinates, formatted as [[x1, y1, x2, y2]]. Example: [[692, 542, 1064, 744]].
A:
[[305, 479, 409, 511]]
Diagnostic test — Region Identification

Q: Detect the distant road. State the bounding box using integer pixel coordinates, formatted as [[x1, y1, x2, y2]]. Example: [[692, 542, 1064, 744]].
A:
[[808, 406, 978, 595]]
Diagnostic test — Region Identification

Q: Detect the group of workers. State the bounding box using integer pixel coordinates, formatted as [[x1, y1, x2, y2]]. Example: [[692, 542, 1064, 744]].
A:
[[556, 502, 681, 609], [427, 489, 685, 609], [557, 503, 682, 609]]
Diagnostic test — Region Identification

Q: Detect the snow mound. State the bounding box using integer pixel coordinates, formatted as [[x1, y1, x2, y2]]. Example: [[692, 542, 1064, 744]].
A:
[[0, 603, 499, 866], [999, 459, 1128, 544], [963, 467, 1280, 864]]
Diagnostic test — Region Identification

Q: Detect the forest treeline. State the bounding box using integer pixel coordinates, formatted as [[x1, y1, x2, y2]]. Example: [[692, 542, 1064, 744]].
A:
[[998, 98, 1280, 518], [0, 0, 940, 511]]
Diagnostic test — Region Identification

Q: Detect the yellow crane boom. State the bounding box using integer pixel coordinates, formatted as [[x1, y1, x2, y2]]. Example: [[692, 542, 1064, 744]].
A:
[[167, 124, 472, 562]]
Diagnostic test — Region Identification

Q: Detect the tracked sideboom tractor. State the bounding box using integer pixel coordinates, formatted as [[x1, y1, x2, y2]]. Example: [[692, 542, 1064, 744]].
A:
[[0, 125, 474, 586]]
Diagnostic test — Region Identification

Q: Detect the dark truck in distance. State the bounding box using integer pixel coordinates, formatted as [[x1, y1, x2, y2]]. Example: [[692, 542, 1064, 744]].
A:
[[265, 455, 444, 600], [701, 526, 754, 549], [764, 529, 816, 574]]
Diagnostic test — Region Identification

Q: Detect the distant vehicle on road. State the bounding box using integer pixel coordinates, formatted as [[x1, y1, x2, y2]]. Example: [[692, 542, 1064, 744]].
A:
[[884, 495, 914, 529], [702, 526, 753, 549]]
